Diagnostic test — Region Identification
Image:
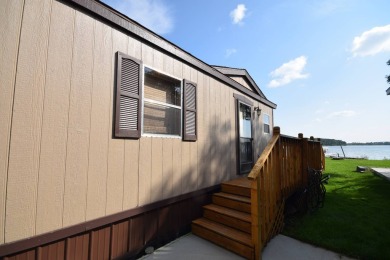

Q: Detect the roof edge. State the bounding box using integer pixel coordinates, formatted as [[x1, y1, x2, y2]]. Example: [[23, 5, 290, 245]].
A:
[[62, 0, 277, 108], [212, 66, 267, 98]]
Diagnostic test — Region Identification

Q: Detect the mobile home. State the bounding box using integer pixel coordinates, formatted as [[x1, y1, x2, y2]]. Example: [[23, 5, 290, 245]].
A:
[[0, 0, 276, 258]]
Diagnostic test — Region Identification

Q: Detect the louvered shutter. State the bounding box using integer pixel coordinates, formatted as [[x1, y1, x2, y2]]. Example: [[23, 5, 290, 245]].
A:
[[114, 52, 142, 138], [183, 79, 197, 141]]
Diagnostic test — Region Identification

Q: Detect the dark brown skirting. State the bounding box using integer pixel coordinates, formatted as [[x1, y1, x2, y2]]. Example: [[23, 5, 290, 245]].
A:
[[0, 185, 220, 259]]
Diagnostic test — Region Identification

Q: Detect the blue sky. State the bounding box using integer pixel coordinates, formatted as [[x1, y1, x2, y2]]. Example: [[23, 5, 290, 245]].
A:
[[101, 0, 390, 142]]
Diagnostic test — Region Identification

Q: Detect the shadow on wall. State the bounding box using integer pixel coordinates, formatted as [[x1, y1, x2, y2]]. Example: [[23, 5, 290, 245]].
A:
[[148, 119, 234, 203]]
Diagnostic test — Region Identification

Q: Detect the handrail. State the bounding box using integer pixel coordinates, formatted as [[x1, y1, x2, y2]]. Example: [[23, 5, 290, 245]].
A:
[[248, 127, 280, 180], [248, 126, 324, 260]]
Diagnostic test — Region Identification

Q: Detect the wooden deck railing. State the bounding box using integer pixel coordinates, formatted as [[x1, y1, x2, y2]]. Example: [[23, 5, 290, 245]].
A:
[[248, 127, 324, 259]]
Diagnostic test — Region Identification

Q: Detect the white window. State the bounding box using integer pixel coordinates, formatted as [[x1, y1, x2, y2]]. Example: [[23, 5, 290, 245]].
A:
[[143, 67, 182, 136], [263, 114, 270, 134], [115, 52, 197, 140]]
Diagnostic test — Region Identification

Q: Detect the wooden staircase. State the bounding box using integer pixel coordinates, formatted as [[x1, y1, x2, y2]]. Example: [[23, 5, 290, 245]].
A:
[[192, 178, 254, 259]]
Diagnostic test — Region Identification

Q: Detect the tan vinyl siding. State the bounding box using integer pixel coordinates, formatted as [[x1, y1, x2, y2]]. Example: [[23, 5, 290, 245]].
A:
[[229, 87, 237, 180], [85, 14, 112, 221], [122, 36, 142, 210], [35, 0, 75, 235], [106, 29, 127, 215], [253, 103, 274, 159], [5, 0, 52, 242], [189, 69, 199, 192], [196, 72, 207, 189], [139, 137, 152, 205], [123, 140, 140, 209], [0, 0, 25, 244], [182, 64, 192, 193], [62, 10, 94, 227], [214, 80, 221, 184], [1, 0, 274, 243], [172, 139, 182, 197], [162, 139, 174, 199], [151, 138, 163, 203]]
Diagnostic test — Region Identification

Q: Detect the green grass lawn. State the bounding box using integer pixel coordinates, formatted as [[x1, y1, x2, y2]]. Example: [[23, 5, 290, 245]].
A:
[[282, 158, 390, 259]]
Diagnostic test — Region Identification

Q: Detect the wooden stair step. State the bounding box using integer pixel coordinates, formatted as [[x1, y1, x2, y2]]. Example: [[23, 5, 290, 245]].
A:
[[204, 204, 251, 222], [221, 178, 251, 197], [192, 218, 254, 259], [203, 204, 251, 234], [212, 192, 251, 213]]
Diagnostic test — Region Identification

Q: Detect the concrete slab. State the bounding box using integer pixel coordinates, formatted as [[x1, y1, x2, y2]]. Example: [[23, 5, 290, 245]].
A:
[[139, 233, 355, 260], [262, 235, 354, 260], [371, 168, 390, 181], [139, 233, 244, 260]]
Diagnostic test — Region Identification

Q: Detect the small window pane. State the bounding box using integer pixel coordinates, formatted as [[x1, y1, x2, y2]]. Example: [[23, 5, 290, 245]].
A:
[[144, 102, 181, 135], [144, 67, 181, 106], [239, 103, 252, 138], [264, 114, 270, 124], [264, 114, 270, 134]]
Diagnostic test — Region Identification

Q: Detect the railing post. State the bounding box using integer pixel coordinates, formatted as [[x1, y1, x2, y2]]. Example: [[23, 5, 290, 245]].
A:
[[299, 135, 309, 213], [273, 126, 280, 136], [251, 178, 260, 260], [300, 136, 309, 188]]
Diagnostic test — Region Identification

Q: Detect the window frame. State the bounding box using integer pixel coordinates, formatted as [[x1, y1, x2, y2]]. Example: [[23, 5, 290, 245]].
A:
[[141, 64, 183, 138]]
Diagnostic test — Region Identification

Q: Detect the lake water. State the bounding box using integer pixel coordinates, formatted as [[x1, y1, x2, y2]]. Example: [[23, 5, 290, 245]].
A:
[[323, 145, 390, 160]]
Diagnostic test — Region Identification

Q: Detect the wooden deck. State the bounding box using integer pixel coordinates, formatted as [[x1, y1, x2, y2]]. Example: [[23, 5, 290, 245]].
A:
[[192, 127, 325, 260]]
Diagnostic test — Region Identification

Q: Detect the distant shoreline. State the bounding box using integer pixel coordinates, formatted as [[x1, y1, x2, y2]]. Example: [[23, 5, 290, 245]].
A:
[[324, 145, 390, 160], [325, 143, 390, 146], [320, 138, 390, 146]]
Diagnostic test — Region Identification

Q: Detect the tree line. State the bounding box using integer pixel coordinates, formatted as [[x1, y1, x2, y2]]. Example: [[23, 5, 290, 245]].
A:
[[320, 139, 390, 146], [348, 142, 390, 145], [320, 138, 347, 146]]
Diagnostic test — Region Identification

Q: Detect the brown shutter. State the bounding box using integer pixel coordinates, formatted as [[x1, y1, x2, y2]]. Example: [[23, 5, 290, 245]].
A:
[[183, 79, 197, 141], [114, 52, 142, 138]]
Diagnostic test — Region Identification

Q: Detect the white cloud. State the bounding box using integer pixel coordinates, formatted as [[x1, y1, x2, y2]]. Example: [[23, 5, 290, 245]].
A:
[[225, 48, 237, 58], [268, 56, 309, 88], [230, 4, 247, 25], [311, 0, 349, 16], [351, 24, 390, 57], [328, 110, 356, 118], [109, 0, 173, 35]]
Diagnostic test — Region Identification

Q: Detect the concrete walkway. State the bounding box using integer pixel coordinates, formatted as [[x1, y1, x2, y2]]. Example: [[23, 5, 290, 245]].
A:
[[371, 168, 390, 181], [262, 235, 354, 260], [140, 233, 354, 260]]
